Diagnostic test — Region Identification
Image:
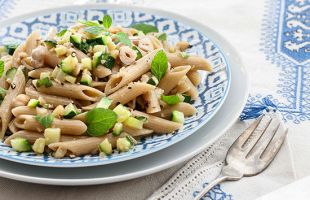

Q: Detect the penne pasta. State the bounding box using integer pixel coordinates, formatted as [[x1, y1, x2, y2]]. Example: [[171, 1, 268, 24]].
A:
[[153, 102, 197, 118], [28, 68, 53, 79], [8, 119, 19, 134], [0, 67, 26, 138], [25, 85, 75, 106], [4, 130, 87, 145], [11, 106, 38, 117], [104, 49, 160, 95], [143, 90, 161, 113], [131, 110, 182, 133], [123, 125, 154, 137], [92, 81, 106, 91], [33, 80, 104, 101], [158, 65, 191, 94], [14, 114, 87, 135], [172, 78, 191, 94], [92, 66, 112, 78], [108, 82, 155, 107], [183, 76, 199, 100], [187, 70, 201, 86], [166, 52, 212, 71]]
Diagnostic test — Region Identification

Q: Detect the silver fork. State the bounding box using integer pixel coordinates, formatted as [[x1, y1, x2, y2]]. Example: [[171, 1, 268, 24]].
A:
[[193, 112, 288, 200]]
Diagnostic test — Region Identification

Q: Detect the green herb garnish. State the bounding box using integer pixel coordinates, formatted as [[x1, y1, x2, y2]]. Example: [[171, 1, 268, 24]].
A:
[[56, 29, 67, 37], [0, 60, 4, 78], [116, 32, 132, 47], [36, 77, 53, 88], [102, 15, 112, 29], [86, 108, 117, 136], [161, 95, 181, 105], [157, 33, 167, 41], [151, 50, 168, 81], [132, 46, 142, 60], [35, 114, 54, 128], [96, 97, 113, 109], [130, 23, 158, 34], [44, 40, 57, 48]]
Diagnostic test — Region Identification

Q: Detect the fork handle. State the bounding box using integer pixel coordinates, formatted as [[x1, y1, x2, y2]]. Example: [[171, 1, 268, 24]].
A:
[[193, 166, 243, 200]]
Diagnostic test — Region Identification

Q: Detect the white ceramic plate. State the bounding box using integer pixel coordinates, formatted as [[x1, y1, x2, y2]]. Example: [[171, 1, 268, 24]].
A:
[[0, 4, 231, 167], [0, 31, 248, 184]]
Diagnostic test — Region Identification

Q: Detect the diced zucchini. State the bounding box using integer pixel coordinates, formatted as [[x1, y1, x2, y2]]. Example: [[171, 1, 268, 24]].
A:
[[63, 103, 78, 119], [60, 55, 78, 74], [40, 72, 50, 80], [147, 76, 159, 86], [102, 35, 116, 51], [80, 71, 92, 86], [58, 30, 71, 44], [96, 97, 112, 109], [55, 68, 67, 82], [0, 87, 7, 101], [101, 53, 115, 69], [44, 40, 57, 48], [93, 45, 106, 53], [36, 77, 53, 88], [4, 43, 19, 55], [123, 117, 143, 129], [52, 105, 65, 118], [182, 94, 191, 103], [98, 138, 112, 155], [86, 37, 105, 46], [44, 128, 61, 145], [113, 104, 131, 122], [116, 137, 132, 152], [54, 46, 67, 57], [5, 67, 17, 83], [32, 138, 46, 154], [132, 46, 142, 60], [92, 51, 103, 68], [81, 57, 92, 70], [177, 93, 185, 102], [171, 110, 185, 124], [112, 122, 123, 136], [70, 34, 82, 48], [135, 116, 148, 123], [27, 99, 40, 108], [65, 75, 77, 84], [51, 67, 60, 79], [10, 137, 31, 152], [126, 135, 137, 145]]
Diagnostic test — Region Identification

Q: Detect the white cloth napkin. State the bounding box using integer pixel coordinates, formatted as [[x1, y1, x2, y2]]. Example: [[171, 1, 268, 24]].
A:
[[0, 0, 308, 199]]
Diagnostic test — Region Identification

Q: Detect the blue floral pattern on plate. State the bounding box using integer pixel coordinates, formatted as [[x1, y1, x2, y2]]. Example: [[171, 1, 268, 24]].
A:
[[0, 8, 230, 167]]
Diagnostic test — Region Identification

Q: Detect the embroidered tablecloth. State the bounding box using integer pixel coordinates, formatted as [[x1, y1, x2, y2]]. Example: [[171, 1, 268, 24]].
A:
[[0, 0, 308, 199]]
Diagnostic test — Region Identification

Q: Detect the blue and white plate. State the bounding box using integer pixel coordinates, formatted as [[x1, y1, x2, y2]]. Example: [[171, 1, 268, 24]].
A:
[[0, 4, 231, 167]]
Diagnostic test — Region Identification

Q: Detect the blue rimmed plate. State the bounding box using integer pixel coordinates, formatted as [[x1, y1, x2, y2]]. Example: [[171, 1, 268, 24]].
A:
[[0, 4, 231, 167]]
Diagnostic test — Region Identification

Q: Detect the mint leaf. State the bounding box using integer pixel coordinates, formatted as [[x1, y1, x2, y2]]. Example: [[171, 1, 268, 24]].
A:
[[0, 60, 4, 78], [132, 46, 142, 60], [96, 97, 113, 109], [157, 33, 167, 41], [36, 77, 53, 88], [131, 23, 158, 34], [35, 114, 54, 128], [78, 20, 100, 27], [151, 50, 168, 81], [84, 26, 104, 35], [116, 32, 132, 47], [86, 108, 117, 136], [161, 95, 181, 105], [56, 29, 67, 37], [102, 15, 112, 29]]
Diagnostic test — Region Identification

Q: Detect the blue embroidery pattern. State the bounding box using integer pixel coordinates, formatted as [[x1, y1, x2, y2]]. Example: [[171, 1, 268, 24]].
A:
[[193, 184, 233, 200], [257, 0, 310, 124]]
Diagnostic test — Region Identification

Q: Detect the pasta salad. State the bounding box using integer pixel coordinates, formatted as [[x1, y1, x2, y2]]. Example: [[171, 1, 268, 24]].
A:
[[0, 14, 212, 158]]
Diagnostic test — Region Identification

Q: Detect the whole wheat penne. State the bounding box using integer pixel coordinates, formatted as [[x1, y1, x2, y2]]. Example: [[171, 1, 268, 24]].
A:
[[28, 68, 53, 79], [0, 67, 26, 138], [48, 133, 124, 157], [0, 56, 13, 89], [184, 76, 199, 100], [104, 49, 160, 95], [11, 106, 38, 117], [123, 125, 154, 137], [33, 80, 104, 101], [14, 114, 87, 135], [172, 78, 190, 94], [154, 102, 197, 118], [92, 81, 106, 91], [93, 66, 112, 78], [73, 112, 87, 123], [131, 110, 182, 133], [108, 82, 155, 107], [143, 90, 161, 113], [12, 43, 26, 68], [158, 65, 191, 94], [167, 52, 212, 71], [4, 130, 88, 145], [25, 85, 75, 106], [8, 119, 19, 134], [187, 70, 201, 86], [24, 31, 41, 56]]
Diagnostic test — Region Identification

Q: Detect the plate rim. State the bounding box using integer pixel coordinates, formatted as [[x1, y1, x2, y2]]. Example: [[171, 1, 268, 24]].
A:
[[0, 3, 232, 167]]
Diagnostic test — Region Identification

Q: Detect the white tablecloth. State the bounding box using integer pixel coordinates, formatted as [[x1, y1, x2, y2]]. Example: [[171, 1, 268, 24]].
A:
[[0, 0, 309, 199]]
